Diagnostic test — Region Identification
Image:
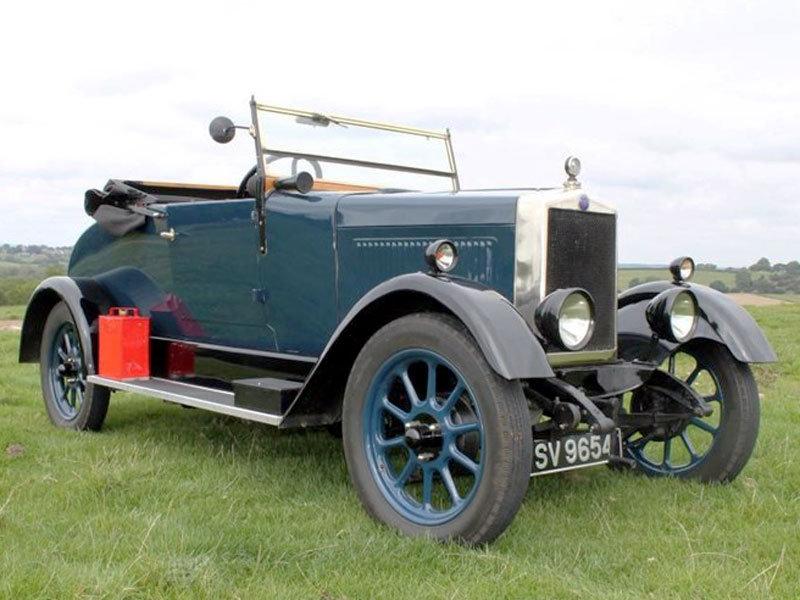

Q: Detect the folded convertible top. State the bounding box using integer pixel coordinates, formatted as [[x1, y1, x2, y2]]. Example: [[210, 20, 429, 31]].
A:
[[84, 180, 163, 237]]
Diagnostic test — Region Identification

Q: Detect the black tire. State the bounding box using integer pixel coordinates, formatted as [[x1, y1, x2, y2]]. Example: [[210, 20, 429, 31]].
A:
[[39, 302, 110, 431], [627, 342, 759, 483], [342, 313, 532, 544]]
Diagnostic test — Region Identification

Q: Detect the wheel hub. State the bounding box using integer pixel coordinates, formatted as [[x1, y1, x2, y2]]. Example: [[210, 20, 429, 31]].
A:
[[626, 348, 724, 476], [403, 417, 443, 461], [57, 357, 80, 376], [631, 386, 689, 441]]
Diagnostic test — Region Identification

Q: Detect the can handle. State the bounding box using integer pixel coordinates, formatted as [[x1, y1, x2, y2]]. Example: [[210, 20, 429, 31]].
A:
[[108, 307, 140, 317]]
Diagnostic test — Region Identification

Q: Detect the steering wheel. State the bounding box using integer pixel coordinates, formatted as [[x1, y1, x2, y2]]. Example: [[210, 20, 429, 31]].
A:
[[236, 156, 324, 198]]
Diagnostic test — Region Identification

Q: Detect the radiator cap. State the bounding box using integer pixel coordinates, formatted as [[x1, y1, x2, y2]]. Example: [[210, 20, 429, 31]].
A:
[[563, 156, 582, 190]]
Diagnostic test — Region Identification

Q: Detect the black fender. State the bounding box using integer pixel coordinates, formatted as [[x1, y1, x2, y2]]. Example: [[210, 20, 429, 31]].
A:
[[618, 281, 777, 364], [280, 272, 552, 428], [19, 276, 115, 373]]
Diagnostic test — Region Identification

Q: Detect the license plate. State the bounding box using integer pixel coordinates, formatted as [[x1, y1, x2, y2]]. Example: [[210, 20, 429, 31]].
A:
[[531, 430, 622, 476]]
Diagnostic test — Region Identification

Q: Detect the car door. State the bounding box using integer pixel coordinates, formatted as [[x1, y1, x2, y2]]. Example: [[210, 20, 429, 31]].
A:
[[162, 198, 275, 350], [256, 191, 339, 357]]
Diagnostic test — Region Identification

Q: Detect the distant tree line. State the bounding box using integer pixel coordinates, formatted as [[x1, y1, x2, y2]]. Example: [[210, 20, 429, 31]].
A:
[[0, 244, 71, 256], [727, 258, 800, 294], [628, 257, 800, 294], [0, 244, 70, 306]]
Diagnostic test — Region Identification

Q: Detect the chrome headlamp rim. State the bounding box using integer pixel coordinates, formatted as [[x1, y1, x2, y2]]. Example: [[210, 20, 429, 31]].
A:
[[534, 288, 596, 351]]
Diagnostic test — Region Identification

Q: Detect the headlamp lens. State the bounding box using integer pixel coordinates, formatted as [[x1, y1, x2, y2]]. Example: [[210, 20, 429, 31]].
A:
[[670, 291, 697, 341], [558, 292, 594, 350]]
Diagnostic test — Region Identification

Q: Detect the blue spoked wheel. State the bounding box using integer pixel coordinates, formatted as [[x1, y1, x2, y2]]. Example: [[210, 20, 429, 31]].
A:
[[48, 321, 86, 420], [624, 343, 760, 483], [40, 302, 109, 431], [364, 349, 484, 525], [343, 313, 532, 544]]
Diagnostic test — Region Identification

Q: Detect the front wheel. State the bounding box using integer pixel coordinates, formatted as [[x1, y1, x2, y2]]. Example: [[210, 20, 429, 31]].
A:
[[342, 313, 532, 545], [625, 342, 760, 483]]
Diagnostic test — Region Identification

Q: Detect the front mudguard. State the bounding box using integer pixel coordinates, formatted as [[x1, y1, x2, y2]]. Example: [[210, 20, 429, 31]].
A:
[[281, 272, 553, 427], [618, 281, 777, 364]]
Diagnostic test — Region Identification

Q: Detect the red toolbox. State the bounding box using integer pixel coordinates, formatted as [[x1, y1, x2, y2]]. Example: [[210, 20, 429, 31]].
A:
[[98, 307, 150, 379]]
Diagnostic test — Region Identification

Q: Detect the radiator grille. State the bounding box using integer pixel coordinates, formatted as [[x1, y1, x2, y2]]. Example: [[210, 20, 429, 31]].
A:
[[545, 208, 616, 353]]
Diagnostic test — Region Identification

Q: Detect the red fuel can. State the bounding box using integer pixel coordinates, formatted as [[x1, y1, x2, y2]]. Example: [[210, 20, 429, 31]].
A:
[[98, 307, 150, 380]]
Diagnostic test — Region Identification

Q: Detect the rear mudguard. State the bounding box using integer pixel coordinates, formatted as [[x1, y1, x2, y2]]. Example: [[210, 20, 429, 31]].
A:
[[281, 272, 552, 427], [618, 281, 777, 364], [19, 276, 115, 373]]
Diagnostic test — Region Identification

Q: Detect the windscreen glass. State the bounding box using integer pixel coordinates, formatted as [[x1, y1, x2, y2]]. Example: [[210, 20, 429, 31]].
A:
[[255, 105, 456, 191]]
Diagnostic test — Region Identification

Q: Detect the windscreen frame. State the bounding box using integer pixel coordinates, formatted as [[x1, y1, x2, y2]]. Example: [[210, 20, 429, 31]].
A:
[[248, 97, 460, 192]]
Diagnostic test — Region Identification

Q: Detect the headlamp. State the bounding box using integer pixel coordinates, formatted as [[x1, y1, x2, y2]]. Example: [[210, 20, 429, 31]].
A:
[[669, 256, 695, 282], [425, 240, 458, 273], [535, 288, 596, 351], [646, 288, 699, 342]]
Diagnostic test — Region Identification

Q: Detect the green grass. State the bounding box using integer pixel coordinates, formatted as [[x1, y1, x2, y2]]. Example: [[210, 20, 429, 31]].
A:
[[2, 307, 800, 598], [0, 305, 25, 320]]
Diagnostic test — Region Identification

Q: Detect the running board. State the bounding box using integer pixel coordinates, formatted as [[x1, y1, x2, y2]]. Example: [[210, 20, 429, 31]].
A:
[[87, 375, 284, 426]]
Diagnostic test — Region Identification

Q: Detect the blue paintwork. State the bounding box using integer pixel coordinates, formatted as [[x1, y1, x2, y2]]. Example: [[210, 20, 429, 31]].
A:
[[336, 191, 518, 227], [163, 200, 266, 346], [336, 224, 516, 317], [363, 348, 484, 525], [259, 191, 338, 355], [68, 189, 519, 358]]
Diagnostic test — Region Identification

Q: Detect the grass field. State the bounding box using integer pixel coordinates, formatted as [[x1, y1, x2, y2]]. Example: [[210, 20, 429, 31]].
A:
[[0, 305, 25, 320], [1, 306, 799, 598]]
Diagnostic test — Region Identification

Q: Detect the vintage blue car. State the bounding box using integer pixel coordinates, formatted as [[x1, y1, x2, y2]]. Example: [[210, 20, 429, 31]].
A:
[[19, 99, 777, 544]]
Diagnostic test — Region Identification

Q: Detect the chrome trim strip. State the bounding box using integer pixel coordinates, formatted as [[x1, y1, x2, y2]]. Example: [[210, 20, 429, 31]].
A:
[[546, 348, 618, 367], [530, 459, 609, 477], [87, 375, 283, 426], [513, 191, 548, 324]]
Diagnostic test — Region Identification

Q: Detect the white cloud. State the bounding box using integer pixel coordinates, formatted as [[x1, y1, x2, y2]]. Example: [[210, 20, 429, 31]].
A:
[[1, 0, 798, 266]]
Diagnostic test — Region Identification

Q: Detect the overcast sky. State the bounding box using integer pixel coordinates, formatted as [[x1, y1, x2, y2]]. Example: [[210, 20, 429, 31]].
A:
[[1, 1, 798, 266]]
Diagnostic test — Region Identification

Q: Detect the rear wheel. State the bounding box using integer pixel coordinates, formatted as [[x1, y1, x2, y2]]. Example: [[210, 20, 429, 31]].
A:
[[40, 302, 110, 431], [625, 342, 759, 482], [342, 313, 532, 544]]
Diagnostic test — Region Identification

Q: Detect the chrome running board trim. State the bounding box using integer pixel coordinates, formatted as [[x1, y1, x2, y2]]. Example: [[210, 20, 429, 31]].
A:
[[87, 375, 283, 426]]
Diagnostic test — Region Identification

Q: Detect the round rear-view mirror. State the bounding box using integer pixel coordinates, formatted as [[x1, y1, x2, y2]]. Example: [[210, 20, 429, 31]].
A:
[[209, 116, 236, 143]]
